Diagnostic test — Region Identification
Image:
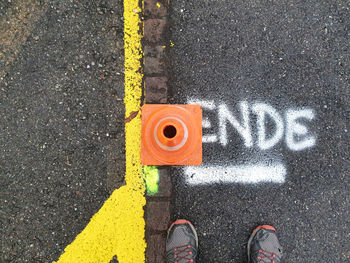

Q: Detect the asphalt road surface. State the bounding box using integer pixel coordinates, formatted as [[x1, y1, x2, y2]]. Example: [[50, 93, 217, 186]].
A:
[[170, 0, 349, 262], [1, 1, 125, 262]]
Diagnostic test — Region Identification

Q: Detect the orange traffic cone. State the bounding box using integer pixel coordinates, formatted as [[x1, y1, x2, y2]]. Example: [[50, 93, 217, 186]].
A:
[[141, 104, 202, 165]]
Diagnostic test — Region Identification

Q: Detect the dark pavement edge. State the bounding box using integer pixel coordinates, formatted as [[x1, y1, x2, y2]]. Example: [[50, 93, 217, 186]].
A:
[[143, 0, 173, 262]]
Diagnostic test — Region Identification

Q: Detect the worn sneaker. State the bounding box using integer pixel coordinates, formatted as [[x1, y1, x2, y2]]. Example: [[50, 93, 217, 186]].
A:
[[247, 225, 283, 263], [166, 219, 198, 263]]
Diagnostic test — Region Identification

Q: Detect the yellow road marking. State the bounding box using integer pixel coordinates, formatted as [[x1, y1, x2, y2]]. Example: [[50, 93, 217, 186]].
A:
[[0, 0, 46, 82], [54, 0, 146, 262]]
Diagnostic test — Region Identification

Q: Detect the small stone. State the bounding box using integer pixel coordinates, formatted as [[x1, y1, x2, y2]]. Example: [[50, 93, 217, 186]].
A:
[[145, 77, 168, 104], [146, 234, 166, 263], [146, 202, 170, 231], [144, 46, 166, 74], [144, 0, 167, 17], [144, 19, 167, 43]]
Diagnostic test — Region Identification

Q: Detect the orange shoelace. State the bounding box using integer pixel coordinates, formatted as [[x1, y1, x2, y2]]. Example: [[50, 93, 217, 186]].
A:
[[257, 249, 276, 263], [173, 244, 194, 263]]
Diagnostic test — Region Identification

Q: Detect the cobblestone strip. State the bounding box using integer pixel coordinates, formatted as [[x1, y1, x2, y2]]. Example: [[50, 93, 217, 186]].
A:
[[144, 0, 172, 262]]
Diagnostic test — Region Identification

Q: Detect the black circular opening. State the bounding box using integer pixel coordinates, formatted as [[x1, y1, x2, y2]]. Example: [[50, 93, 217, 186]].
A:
[[163, 125, 177, 139]]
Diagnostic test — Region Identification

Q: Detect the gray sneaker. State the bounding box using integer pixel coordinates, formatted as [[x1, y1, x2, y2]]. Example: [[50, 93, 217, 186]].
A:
[[247, 225, 283, 263], [166, 219, 198, 263]]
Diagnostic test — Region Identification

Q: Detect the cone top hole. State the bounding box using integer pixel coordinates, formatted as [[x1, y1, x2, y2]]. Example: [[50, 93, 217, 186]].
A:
[[163, 125, 177, 139]]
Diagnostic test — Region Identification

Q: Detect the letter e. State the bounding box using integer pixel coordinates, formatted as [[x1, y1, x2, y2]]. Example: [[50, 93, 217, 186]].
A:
[[285, 109, 316, 151]]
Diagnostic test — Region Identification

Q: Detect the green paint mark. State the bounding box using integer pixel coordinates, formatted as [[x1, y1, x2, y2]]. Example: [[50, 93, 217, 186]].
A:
[[143, 166, 159, 195]]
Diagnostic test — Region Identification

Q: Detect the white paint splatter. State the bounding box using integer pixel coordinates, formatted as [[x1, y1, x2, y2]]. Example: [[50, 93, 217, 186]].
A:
[[187, 99, 216, 110], [285, 109, 316, 151], [202, 135, 218, 143], [218, 101, 253, 147], [188, 98, 316, 151], [184, 98, 317, 186], [252, 102, 284, 150], [184, 163, 286, 185], [188, 98, 218, 143], [202, 118, 212, 128]]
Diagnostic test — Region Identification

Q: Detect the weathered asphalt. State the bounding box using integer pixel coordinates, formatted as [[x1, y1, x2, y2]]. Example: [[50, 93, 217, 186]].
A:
[[1, 1, 349, 263], [170, 0, 349, 262], [1, 1, 125, 262]]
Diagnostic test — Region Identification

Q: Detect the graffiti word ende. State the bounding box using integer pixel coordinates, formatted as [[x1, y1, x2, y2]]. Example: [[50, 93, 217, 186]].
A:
[[188, 99, 316, 151]]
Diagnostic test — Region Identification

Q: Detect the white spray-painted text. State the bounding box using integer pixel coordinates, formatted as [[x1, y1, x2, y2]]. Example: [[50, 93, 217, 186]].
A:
[[188, 99, 316, 151]]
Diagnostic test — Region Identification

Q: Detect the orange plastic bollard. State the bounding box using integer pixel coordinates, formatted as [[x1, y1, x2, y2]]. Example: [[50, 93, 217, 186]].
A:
[[141, 104, 202, 165]]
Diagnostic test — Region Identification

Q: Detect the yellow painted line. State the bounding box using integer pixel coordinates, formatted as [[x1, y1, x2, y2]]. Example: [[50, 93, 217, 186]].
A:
[[54, 0, 146, 262]]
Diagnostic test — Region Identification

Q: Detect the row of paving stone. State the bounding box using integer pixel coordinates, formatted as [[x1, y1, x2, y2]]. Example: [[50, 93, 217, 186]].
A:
[[144, 0, 172, 262]]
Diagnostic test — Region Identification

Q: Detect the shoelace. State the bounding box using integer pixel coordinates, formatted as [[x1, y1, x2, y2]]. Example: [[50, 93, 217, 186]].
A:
[[172, 244, 194, 263], [257, 249, 276, 263]]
